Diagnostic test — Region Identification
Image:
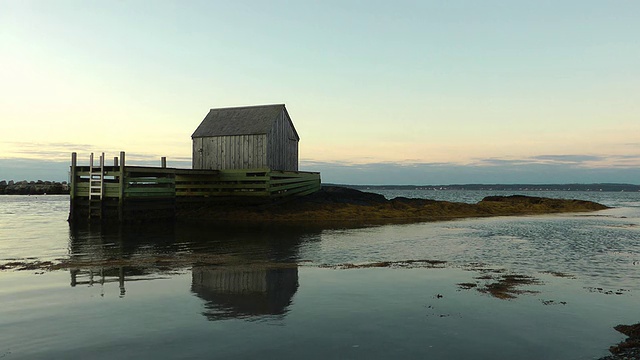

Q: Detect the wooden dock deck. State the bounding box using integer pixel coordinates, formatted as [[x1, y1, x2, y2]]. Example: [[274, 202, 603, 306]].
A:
[[69, 152, 321, 222]]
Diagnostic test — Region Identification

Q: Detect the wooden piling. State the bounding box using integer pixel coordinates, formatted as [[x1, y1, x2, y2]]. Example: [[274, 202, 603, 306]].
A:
[[69, 152, 77, 222], [118, 151, 125, 222]]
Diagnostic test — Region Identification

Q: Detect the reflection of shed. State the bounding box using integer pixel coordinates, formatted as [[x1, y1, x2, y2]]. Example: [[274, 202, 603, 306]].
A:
[[191, 266, 298, 321], [191, 104, 299, 171]]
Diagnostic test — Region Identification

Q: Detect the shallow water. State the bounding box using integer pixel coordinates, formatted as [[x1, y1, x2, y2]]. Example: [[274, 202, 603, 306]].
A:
[[1, 191, 639, 359]]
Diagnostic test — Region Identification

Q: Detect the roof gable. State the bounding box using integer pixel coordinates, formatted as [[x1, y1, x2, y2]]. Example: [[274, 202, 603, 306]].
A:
[[192, 104, 293, 138]]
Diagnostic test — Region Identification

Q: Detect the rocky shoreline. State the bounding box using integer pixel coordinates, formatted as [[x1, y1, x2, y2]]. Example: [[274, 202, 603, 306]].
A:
[[0, 180, 69, 195], [599, 323, 640, 360], [177, 186, 610, 224]]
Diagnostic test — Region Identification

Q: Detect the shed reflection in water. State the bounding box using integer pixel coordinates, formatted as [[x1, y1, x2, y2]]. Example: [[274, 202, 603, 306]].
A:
[[67, 222, 318, 319], [192, 265, 298, 321]]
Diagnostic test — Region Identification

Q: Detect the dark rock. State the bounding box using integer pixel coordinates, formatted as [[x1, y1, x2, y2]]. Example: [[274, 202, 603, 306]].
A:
[[600, 322, 640, 359], [483, 195, 545, 204], [177, 186, 609, 224], [0, 180, 69, 195], [295, 186, 387, 206]]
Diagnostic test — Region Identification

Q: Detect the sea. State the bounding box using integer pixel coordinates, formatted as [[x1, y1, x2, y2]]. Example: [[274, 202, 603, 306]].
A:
[[1, 190, 639, 360]]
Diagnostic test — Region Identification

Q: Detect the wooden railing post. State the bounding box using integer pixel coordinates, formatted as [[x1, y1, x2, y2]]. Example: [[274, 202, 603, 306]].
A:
[[118, 151, 125, 222], [69, 152, 77, 222]]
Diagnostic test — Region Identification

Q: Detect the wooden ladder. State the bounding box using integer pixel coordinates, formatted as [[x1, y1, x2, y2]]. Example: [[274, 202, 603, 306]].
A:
[[88, 152, 105, 220]]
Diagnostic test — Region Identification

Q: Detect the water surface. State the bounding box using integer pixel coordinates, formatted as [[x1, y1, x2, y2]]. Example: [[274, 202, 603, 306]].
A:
[[1, 191, 639, 359]]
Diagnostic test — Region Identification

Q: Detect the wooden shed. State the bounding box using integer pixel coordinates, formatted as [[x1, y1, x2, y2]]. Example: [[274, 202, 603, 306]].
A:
[[192, 104, 299, 171]]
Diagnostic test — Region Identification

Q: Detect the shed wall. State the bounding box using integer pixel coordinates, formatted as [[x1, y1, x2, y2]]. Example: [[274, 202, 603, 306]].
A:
[[267, 111, 299, 171], [193, 268, 269, 293], [192, 134, 267, 170]]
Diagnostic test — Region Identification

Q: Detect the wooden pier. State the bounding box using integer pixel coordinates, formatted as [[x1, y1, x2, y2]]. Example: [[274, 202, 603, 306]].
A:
[[69, 152, 321, 223]]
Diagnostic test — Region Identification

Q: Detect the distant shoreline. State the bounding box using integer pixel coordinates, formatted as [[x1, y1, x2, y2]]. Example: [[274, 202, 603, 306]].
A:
[[0, 180, 69, 195], [335, 183, 640, 192], [2, 180, 639, 196]]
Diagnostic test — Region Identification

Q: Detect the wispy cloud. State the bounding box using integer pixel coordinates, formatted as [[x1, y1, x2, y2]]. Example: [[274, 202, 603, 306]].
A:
[[303, 153, 640, 171], [4, 141, 96, 160], [301, 154, 640, 185], [1, 142, 191, 164], [469, 154, 640, 168], [471, 158, 534, 166], [529, 154, 605, 163]]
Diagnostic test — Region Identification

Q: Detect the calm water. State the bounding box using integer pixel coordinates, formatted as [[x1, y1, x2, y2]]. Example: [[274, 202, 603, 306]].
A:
[[1, 191, 639, 359]]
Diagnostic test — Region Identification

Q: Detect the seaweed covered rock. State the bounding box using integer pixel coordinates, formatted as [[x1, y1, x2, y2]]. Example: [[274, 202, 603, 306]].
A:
[[177, 186, 610, 225], [291, 186, 387, 206], [483, 194, 607, 209], [599, 322, 640, 360]]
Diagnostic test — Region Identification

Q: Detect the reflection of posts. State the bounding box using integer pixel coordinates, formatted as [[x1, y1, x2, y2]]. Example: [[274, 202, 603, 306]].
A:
[[68, 267, 127, 297], [70, 269, 78, 287], [119, 267, 125, 297], [69, 268, 106, 287], [191, 265, 298, 321]]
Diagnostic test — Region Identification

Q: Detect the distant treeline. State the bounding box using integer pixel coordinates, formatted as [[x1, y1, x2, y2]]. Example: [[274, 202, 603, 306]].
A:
[[0, 180, 70, 195], [334, 183, 640, 192]]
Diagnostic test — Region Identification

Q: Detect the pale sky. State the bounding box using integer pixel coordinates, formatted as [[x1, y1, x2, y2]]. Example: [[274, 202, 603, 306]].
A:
[[1, 1, 639, 184]]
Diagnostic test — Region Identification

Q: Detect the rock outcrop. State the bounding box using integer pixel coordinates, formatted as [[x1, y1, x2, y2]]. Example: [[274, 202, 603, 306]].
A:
[[177, 186, 609, 224], [0, 180, 69, 195]]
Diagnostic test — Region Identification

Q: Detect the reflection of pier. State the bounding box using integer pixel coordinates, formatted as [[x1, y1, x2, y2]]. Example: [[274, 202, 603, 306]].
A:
[[70, 267, 126, 297], [66, 222, 317, 312], [67, 223, 177, 297], [191, 265, 299, 321]]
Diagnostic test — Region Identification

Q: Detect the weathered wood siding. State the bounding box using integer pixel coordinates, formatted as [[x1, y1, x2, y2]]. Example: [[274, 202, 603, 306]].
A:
[[193, 268, 270, 293], [192, 134, 267, 170], [192, 267, 298, 294], [267, 110, 299, 171]]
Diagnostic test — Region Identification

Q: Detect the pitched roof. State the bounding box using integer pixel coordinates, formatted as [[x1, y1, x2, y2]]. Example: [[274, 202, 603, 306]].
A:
[[192, 104, 296, 138]]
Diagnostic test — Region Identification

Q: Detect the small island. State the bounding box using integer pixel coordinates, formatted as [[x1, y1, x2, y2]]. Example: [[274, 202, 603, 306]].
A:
[[65, 106, 611, 224], [177, 186, 610, 224]]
